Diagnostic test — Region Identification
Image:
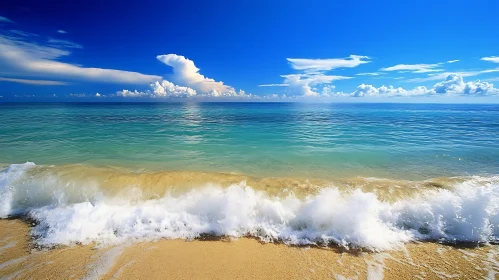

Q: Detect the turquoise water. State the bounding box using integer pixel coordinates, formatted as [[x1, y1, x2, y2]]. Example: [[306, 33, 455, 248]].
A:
[[1, 102, 498, 180], [2, 102, 499, 249]]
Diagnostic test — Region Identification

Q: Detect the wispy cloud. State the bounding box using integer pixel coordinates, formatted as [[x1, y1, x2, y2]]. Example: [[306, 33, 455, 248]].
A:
[[57, 30, 67, 34], [47, 38, 83, 49], [258, 84, 289, 87], [381, 63, 443, 73], [0, 16, 13, 23], [406, 69, 499, 82], [482, 56, 499, 63], [8, 30, 39, 37], [380, 60, 459, 73], [484, 77, 499, 82], [356, 72, 382, 76], [287, 55, 370, 72], [263, 55, 370, 96], [0, 77, 68, 85], [0, 31, 161, 84]]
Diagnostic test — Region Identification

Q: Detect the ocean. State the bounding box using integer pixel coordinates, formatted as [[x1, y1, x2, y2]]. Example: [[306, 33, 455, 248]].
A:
[[1, 102, 499, 250]]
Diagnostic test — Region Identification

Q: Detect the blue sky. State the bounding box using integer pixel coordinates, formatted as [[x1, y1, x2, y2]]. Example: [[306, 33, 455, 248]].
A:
[[1, 0, 499, 102]]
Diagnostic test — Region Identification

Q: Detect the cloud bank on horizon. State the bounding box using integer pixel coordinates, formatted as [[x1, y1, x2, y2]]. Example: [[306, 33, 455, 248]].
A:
[[1, 12, 499, 102]]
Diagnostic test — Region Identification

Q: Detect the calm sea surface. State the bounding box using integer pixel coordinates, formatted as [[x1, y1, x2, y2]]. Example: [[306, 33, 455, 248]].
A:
[[1, 102, 498, 180]]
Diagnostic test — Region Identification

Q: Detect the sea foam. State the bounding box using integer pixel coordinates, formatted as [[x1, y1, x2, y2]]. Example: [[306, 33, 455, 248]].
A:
[[1, 163, 499, 251]]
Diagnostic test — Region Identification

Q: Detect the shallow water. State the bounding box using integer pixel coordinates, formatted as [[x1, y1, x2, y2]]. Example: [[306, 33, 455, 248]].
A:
[[1, 102, 499, 250], [1, 102, 498, 180]]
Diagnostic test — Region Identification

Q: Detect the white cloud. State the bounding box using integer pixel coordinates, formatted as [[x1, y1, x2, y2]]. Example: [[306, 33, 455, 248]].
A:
[[282, 73, 352, 96], [0, 16, 13, 23], [116, 89, 150, 97], [67, 93, 88, 97], [151, 80, 197, 97], [345, 74, 498, 97], [59, 74, 499, 100], [265, 55, 369, 96], [407, 69, 499, 82], [57, 30, 67, 34], [0, 32, 162, 84], [47, 38, 83, 49], [356, 72, 382, 76], [0, 77, 68, 85], [279, 74, 499, 99], [287, 55, 370, 72], [156, 54, 236, 94], [381, 60, 460, 74], [433, 74, 498, 95], [482, 56, 499, 63], [351, 84, 430, 97], [69, 93, 107, 98], [484, 77, 499, 82], [258, 83, 289, 87], [114, 54, 251, 99], [381, 63, 443, 73], [8, 30, 39, 37], [117, 79, 254, 100]]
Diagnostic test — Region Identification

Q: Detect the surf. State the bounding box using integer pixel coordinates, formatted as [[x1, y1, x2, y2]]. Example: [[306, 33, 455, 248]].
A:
[[1, 163, 499, 251]]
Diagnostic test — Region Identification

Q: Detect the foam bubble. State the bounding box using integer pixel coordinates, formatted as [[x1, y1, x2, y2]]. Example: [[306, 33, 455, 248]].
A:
[[1, 163, 499, 251]]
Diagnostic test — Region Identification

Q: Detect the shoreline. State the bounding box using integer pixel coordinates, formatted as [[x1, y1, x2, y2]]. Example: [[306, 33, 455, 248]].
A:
[[1, 219, 498, 279]]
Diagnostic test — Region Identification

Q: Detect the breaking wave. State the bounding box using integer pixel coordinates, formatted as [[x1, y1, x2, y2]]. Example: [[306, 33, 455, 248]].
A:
[[1, 163, 499, 251]]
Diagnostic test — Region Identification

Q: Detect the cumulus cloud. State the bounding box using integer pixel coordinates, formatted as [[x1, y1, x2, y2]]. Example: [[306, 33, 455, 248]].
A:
[[156, 54, 236, 95], [282, 73, 352, 96], [116, 89, 150, 98], [78, 74, 499, 101], [117, 79, 254, 100], [272, 74, 498, 99], [0, 32, 161, 84], [265, 55, 369, 96], [433, 74, 499, 95], [0, 77, 67, 85], [150, 80, 197, 97], [112, 54, 251, 99], [482, 56, 499, 63], [345, 74, 499, 98], [407, 69, 499, 83]]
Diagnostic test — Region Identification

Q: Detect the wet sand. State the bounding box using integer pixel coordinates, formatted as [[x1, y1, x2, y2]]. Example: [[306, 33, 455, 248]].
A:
[[1, 219, 498, 280]]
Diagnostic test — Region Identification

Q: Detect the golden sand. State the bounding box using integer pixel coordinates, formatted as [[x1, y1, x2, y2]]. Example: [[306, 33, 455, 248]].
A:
[[1, 219, 497, 280]]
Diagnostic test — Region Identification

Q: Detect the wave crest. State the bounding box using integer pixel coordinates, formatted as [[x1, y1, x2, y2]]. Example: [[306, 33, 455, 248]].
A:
[[1, 163, 499, 251]]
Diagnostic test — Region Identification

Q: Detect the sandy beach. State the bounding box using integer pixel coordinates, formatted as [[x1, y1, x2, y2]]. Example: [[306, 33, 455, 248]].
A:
[[1, 219, 497, 280]]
